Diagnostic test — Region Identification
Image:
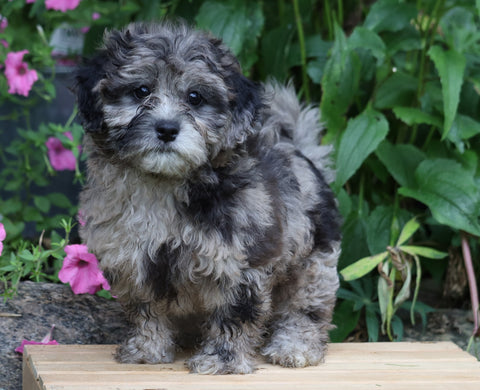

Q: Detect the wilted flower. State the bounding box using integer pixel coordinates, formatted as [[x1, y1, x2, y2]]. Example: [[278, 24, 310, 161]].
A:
[[0, 223, 5, 256], [59, 244, 110, 294], [15, 325, 59, 354], [4, 50, 38, 97], [45, 132, 77, 171], [45, 0, 81, 12]]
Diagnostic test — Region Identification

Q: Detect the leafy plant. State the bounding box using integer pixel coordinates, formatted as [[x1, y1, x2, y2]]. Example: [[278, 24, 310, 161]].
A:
[[0, 0, 479, 347], [341, 218, 447, 339]]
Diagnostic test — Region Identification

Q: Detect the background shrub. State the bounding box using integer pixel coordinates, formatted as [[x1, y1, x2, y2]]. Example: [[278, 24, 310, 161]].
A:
[[0, 0, 478, 342]]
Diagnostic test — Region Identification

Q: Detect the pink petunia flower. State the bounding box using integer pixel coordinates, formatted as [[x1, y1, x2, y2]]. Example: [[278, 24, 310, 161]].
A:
[[0, 16, 7, 33], [77, 210, 86, 227], [81, 12, 101, 34], [15, 325, 59, 354], [45, 0, 81, 12], [59, 244, 110, 294], [4, 50, 38, 97], [0, 223, 5, 256], [45, 132, 77, 171]]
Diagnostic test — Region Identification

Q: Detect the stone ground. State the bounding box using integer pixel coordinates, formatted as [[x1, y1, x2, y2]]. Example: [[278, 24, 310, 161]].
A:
[[0, 282, 129, 390], [1, 282, 479, 390]]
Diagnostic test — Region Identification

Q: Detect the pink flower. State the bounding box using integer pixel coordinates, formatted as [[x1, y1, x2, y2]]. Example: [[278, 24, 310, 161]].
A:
[[4, 50, 38, 97], [0, 16, 7, 33], [77, 210, 86, 226], [45, 0, 81, 12], [0, 223, 5, 256], [15, 325, 59, 354], [81, 12, 101, 34], [59, 244, 110, 294], [45, 132, 77, 171], [26, 0, 36, 4]]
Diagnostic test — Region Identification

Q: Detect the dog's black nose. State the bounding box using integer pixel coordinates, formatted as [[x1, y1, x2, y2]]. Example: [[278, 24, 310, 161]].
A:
[[156, 120, 179, 143]]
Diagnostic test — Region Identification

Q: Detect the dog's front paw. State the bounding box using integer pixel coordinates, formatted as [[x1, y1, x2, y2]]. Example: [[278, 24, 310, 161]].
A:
[[116, 335, 175, 364], [186, 348, 255, 375], [262, 338, 326, 368]]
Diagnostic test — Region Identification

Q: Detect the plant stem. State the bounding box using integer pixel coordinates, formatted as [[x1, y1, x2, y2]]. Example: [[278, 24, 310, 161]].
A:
[[65, 106, 78, 129], [324, 0, 333, 41], [461, 233, 480, 341], [292, 0, 311, 103], [386, 267, 397, 340], [411, 254, 422, 325], [337, 0, 344, 27]]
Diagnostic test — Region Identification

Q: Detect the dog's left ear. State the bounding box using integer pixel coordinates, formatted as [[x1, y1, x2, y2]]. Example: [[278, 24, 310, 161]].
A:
[[207, 37, 264, 145], [74, 54, 107, 133], [227, 73, 263, 131]]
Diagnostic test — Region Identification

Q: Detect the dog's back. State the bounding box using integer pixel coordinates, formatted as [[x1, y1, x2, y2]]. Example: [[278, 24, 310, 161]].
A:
[[257, 83, 335, 184]]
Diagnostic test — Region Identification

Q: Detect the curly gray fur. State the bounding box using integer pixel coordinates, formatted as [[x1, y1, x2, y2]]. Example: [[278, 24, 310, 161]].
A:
[[75, 21, 341, 374]]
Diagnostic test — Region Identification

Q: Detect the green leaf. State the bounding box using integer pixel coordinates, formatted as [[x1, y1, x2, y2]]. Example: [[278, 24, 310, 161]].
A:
[[374, 72, 418, 109], [427, 46, 466, 139], [47, 193, 72, 209], [396, 217, 421, 246], [376, 141, 425, 188], [446, 114, 480, 153], [366, 307, 379, 342], [399, 245, 448, 259], [383, 25, 422, 55], [338, 213, 370, 270], [399, 158, 480, 235], [393, 259, 411, 308], [195, 0, 264, 69], [377, 261, 390, 332], [364, 0, 417, 33], [1, 219, 25, 239], [34, 196, 51, 214], [260, 26, 295, 81], [348, 27, 386, 63], [392, 107, 442, 128], [18, 250, 35, 262], [335, 107, 389, 188], [330, 300, 361, 342], [340, 251, 389, 281], [366, 206, 394, 255], [320, 23, 361, 133]]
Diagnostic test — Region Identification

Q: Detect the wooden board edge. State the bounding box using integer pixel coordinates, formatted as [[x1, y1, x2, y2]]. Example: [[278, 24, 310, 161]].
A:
[[23, 352, 42, 390]]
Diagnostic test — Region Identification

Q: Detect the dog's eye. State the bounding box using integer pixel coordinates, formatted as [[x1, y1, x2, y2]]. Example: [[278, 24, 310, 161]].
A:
[[133, 86, 151, 100], [187, 91, 203, 106]]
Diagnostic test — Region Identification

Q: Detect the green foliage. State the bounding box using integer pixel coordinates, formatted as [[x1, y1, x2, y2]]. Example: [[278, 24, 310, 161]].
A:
[[0, 0, 479, 341]]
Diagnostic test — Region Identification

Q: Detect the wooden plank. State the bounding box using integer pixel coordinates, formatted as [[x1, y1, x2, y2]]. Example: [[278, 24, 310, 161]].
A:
[[24, 342, 480, 390], [22, 355, 42, 390]]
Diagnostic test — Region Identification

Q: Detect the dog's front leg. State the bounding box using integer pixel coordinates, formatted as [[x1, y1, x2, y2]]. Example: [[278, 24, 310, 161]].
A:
[[187, 280, 270, 374], [116, 302, 176, 364]]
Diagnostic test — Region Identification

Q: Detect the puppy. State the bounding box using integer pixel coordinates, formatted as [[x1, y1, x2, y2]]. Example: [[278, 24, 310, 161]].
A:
[[75, 22, 341, 374]]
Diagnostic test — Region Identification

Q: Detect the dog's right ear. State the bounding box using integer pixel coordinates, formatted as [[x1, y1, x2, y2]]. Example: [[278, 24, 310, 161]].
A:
[[74, 54, 107, 132]]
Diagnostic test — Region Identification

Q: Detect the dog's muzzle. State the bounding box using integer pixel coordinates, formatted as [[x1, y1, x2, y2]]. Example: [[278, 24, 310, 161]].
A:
[[156, 120, 180, 143]]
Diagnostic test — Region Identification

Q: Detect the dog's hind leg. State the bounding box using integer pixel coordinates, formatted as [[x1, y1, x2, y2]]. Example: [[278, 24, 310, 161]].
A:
[[263, 245, 340, 367]]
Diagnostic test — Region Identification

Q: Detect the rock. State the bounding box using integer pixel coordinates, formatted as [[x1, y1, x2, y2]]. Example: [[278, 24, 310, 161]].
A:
[[0, 281, 129, 390]]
